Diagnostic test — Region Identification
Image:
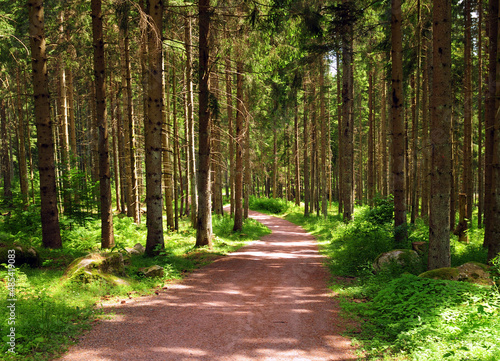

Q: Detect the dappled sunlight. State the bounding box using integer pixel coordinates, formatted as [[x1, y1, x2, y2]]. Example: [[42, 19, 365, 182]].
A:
[[58, 210, 356, 361]]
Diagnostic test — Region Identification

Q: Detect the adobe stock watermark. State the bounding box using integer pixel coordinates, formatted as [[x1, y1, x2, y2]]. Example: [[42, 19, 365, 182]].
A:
[[5, 249, 16, 354]]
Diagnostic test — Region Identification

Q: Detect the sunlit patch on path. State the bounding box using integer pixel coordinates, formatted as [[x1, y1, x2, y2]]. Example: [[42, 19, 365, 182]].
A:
[[57, 210, 356, 361]]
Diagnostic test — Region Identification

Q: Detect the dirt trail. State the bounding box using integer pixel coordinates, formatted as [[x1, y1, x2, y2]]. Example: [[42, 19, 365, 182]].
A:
[[57, 210, 356, 361]]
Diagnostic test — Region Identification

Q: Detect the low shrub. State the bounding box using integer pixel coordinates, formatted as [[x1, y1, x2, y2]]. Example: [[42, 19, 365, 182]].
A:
[[248, 196, 292, 215], [347, 274, 500, 361]]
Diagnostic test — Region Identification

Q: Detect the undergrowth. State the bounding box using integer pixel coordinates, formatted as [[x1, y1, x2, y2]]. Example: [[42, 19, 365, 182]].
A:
[[281, 197, 498, 361], [0, 209, 269, 361]]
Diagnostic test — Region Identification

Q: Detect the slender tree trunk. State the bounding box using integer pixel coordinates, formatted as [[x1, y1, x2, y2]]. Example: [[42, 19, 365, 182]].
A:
[[429, 0, 452, 270], [110, 83, 121, 213], [28, 0, 62, 248], [484, 0, 498, 253], [244, 95, 251, 220], [320, 56, 328, 217], [233, 61, 244, 232], [1, 103, 12, 205], [368, 65, 375, 206], [294, 95, 300, 206], [16, 68, 29, 206], [391, 0, 407, 242], [119, 13, 140, 223], [485, 0, 500, 261], [461, 0, 473, 230], [173, 64, 180, 230], [411, 2, 421, 223], [196, 0, 213, 246], [381, 73, 388, 198], [342, 0, 354, 221], [162, 51, 175, 231], [421, 36, 430, 219], [225, 55, 235, 216], [145, 0, 164, 254], [92, 0, 114, 248], [336, 54, 343, 213], [185, 15, 198, 228], [303, 78, 310, 217], [478, 0, 484, 228]]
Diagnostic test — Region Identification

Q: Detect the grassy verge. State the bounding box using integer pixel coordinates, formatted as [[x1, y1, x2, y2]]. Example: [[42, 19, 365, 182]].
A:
[[0, 212, 269, 360], [250, 196, 500, 361]]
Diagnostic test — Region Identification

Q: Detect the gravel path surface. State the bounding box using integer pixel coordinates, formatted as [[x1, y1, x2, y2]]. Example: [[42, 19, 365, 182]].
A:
[[57, 210, 357, 361]]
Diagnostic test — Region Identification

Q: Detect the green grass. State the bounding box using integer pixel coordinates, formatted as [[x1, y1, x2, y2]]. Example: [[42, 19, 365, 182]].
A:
[[279, 197, 499, 361], [0, 210, 270, 361]]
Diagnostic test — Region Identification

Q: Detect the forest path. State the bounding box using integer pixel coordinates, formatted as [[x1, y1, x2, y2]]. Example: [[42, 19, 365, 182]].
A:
[[57, 210, 357, 361]]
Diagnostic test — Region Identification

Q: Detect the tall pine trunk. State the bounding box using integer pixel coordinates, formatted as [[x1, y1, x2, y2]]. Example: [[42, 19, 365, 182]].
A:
[[341, 0, 354, 221], [145, 0, 165, 255], [391, 0, 407, 242], [185, 15, 198, 228], [28, 0, 62, 248], [91, 0, 114, 248], [233, 61, 244, 231], [429, 0, 452, 270], [196, 0, 213, 246]]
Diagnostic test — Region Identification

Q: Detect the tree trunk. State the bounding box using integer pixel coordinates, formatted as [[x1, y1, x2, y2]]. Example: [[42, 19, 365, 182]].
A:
[[185, 14, 198, 228], [1, 103, 12, 205], [421, 36, 430, 219], [342, 0, 354, 221], [391, 0, 407, 242], [28, 0, 62, 248], [485, 0, 500, 261], [233, 61, 244, 232], [16, 68, 29, 207], [478, 0, 484, 228], [462, 0, 473, 225], [244, 94, 251, 220], [294, 95, 300, 206], [162, 51, 175, 231], [368, 66, 375, 206], [145, 0, 165, 255], [303, 78, 310, 217], [92, 0, 114, 249], [429, 0, 452, 270], [225, 55, 235, 217], [196, 0, 213, 247], [380, 71, 388, 198], [320, 56, 328, 217]]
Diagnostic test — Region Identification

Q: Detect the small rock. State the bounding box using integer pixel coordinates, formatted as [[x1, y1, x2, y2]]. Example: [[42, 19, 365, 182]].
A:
[[138, 265, 164, 278]]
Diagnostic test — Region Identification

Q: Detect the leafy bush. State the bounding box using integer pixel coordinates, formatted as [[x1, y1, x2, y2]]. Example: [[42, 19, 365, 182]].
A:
[[348, 274, 500, 361], [248, 196, 292, 214]]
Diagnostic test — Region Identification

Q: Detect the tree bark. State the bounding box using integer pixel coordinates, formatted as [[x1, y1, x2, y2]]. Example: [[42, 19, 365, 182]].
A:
[[185, 14, 198, 228], [303, 78, 310, 217], [478, 0, 484, 228], [341, 0, 354, 221], [391, 0, 407, 242], [145, 0, 165, 255], [225, 55, 235, 217], [92, 0, 114, 249], [16, 67, 29, 207], [429, 0, 452, 270], [485, 0, 500, 261], [233, 61, 244, 232], [28, 0, 62, 248], [196, 0, 213, 247], [162, 51, 175, 231]]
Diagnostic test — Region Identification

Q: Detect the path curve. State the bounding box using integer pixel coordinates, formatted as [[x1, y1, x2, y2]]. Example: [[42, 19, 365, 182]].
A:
[[57, 210, 356, 361]]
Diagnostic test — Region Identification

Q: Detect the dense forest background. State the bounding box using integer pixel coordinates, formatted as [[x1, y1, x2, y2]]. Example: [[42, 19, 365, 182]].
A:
[[1, 0, 500, 269]]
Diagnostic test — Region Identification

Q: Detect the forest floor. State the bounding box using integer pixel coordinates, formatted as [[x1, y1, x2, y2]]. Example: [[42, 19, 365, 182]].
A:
[[55, 210, 358, 361]]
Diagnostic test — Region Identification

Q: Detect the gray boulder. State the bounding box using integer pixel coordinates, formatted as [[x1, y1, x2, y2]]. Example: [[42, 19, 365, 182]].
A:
[[64, 252, 128, 286], [373, 249, 420, 272]]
